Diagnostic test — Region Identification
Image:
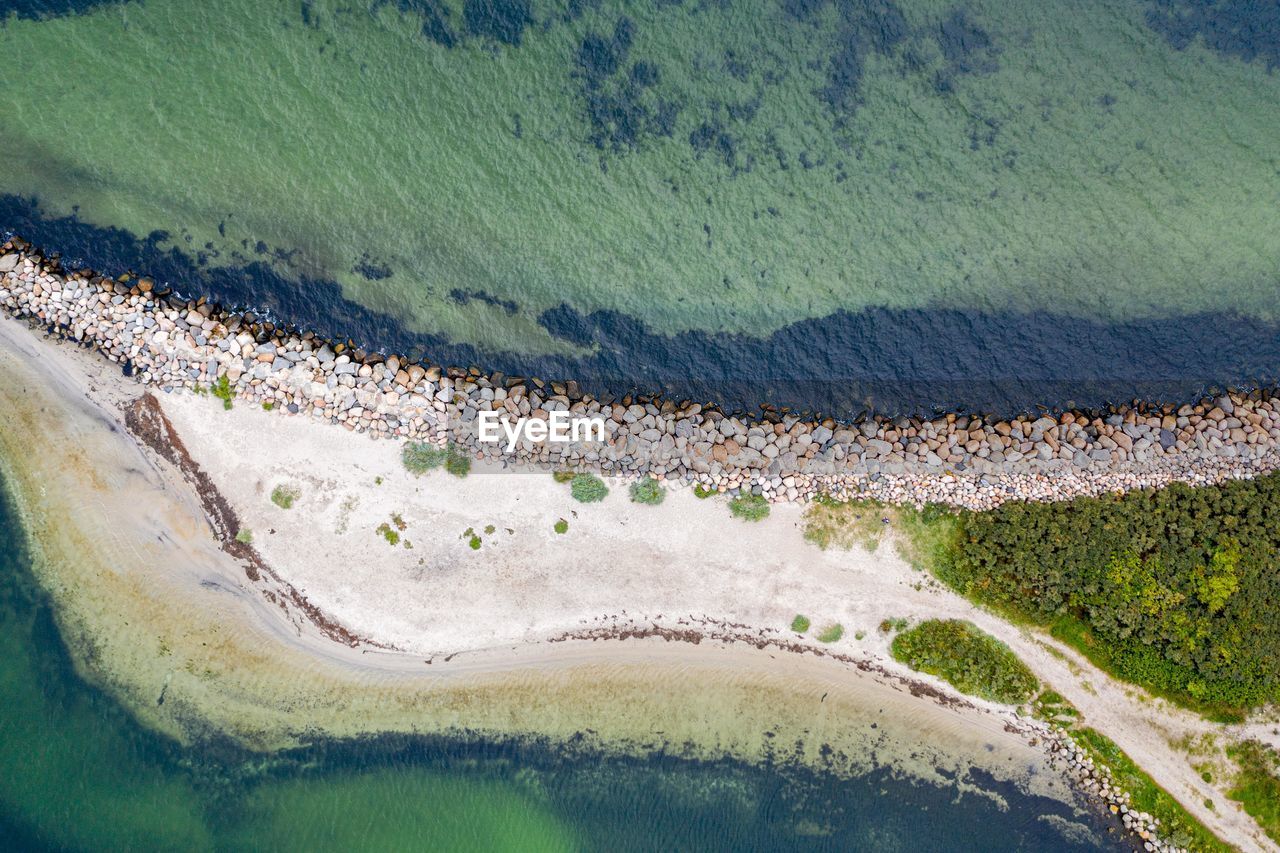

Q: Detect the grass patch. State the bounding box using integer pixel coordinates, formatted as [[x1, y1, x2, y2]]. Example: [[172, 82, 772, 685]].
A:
[[553, 518, 568, 534], [890, 619, 1038, 704], [1226, 740, 1280, 843], [402, 441, 447, 475], [553, 470, 577, 483], [234, 529, 252, 544], [211, 375, 234, 410], [1070, 728, 1230, 852], [790, 614, 810, 634], [728, 493, 769, 522], [816, 624, 844, 643], [878, 617, 908, 634], [376, 523, 400, 546], [444, 445, 471, 477], [468, 534, 481, 550], [570, 473, 608, 503], [693, 483, 716, 499], [261, 401, 274, 411], [803, 497, 884, 550], [629, 476, 665, 505], [270, 485, 299, 510]]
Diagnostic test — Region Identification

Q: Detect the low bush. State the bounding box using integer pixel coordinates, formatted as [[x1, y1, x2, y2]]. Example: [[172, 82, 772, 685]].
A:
[[570, 473, 608, 503], [816, 624, 844, 643], [553, 519, 568, 534], [728, 494, 769, 522], [402, 442, 447, 475], [270, 485, 299, 510], [629, 476, 665, 505], [445, 444, 471, 477], [211, 375, 234, 410], [890, 619, 1037, 704], [790, 614, 810, 634]]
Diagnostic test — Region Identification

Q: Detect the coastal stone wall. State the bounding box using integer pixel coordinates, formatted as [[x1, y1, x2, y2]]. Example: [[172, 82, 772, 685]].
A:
[[4, 238, 1280, 510]]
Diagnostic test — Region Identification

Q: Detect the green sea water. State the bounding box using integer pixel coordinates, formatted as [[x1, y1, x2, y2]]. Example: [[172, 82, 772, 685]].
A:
[[2, 0, 1278, 359]]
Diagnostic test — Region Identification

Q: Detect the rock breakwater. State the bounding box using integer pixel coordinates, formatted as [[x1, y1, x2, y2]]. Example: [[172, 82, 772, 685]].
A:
[[4, 238, 1280, 511]]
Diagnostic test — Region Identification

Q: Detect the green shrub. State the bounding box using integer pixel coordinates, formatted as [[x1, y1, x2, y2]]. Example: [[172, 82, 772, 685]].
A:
[[693, 483, 715, 499], [878, 617, 908, 634], [270, 485, 299, 510], [553, 519, 569, 534], [629, 476, 665, 505], [931, 474, 1280, 717], [444, 444, 471, 477], [890, 619, 1038, 704], [1226, 740, 1280, 844], [817, 624, 844, 643], [468, 534, 481, 550], [234, 529, 253, 544], [402, 441, 447, 475], [570, 473, 608, 503], [728, 493, 769, 522], [790, 614, 810, 634]]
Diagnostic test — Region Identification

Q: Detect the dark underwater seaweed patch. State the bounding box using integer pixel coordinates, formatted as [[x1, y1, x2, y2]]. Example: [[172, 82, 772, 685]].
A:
[[1145, 0, 1280, 71], [463, 0, 531, 45], [0, 0, 124, 19], [11, 193, 1279, 421], [574, 17, 681, 150]]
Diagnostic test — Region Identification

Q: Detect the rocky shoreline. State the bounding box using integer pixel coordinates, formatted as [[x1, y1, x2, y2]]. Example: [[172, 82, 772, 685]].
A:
[[4, 237, 1280, 510]]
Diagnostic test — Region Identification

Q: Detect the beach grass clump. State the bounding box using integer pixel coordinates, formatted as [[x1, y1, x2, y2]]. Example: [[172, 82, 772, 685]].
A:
[[1226, 740, 1280, 843], [402, 441, 447, 475], [553, 470, 577, 483], [878, 617, 909, 634], [803, 496, 885, 551], [629, 476, 664, 505], [693, 483, 715, 499], [376, 522, 400, 546], [816, 624, 844, 643], [211, 375, 234, 410], [570, 473, 608, 503], [270, 485, 299, 510], [890, 619, 1037, 705], [728, 493, 769, 522], [554, 518, 568, 534], [261, 401, 274, 411], [790, 614, 810, 634], [234, 529, 253, 544], [1070, 728, 1230, 853], [468, 534, 481, 550], [444, 444, 471, 478]]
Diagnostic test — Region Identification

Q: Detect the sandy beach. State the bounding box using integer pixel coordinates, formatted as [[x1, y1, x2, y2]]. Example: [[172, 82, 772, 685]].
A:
[[1, 313, 1276, 850]]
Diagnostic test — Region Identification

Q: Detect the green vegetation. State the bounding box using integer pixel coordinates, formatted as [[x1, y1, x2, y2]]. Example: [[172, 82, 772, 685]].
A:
[[878, 617, 909, 634], [569, 473, 608, 503], [552, 471, 577, 484], [376, 523, 400, 546], [444, 445, 472, 478], [390, 513, 407, 531], [1226, 740, 1280, 843], [234, 529, 253, 545], [693, 484, 715, 499], [269, 485, 298, 510], [211, 375, 234, 410], [890, 619, 1038, 705], [789, 615, 810, 634], [816, 624, 844, 644], [1030, 689, 1079, 726], [628, 477, 665, 506], [468, 535, 481, 550], [803, 497, 884, 550], [1069, 728, 1229, 853], [921, 475, 1280, 719], [553, 519, 568, 535], [261, 401, 274, 411], [484, 524, 495, 535], [401, 442, 447, 475], [728, 494, 769, 522]]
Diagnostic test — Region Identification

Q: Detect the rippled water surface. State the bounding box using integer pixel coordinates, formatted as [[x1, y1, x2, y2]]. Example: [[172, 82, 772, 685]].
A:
[[2, 0, 1278, 415]]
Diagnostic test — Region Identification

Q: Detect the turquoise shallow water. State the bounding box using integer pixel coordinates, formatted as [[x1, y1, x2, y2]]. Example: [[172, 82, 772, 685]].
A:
[[2, 0, 1280, 416], [0, 471, 1121, 850]]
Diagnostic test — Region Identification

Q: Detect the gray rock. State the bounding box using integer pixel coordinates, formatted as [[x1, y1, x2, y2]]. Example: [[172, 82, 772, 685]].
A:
[[0, 253, 18, 272]]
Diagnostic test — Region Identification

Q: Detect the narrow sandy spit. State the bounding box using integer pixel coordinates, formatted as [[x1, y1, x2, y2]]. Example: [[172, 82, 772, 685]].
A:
[[0, 314, 1274, 850]]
